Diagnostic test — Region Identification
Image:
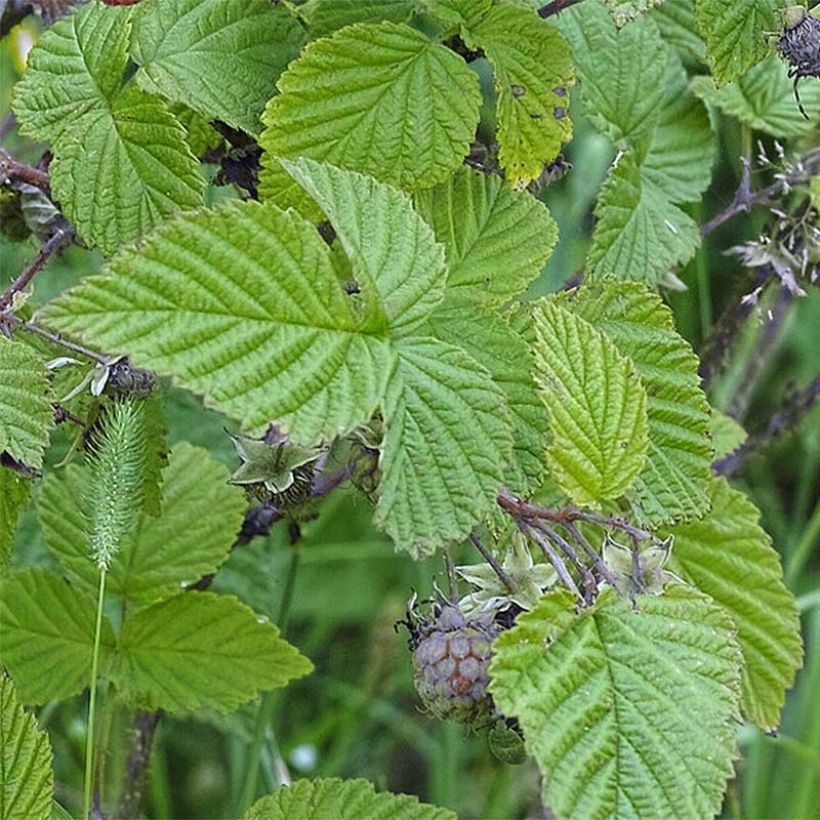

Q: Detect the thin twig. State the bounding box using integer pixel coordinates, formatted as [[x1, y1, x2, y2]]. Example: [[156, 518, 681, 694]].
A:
[[0, 148, 50, 191], [10, 318, 109, 365], [562, 520, 619, 588], [538, 0, 587, 17], [469, 532, 514, 592], [533, 520, 597, 603], [0, 227, 71, 312], [522, 522, 583, 602]]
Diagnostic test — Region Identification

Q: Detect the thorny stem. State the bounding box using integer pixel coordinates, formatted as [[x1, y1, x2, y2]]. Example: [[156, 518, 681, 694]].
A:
[[10, 318, 110, 364], [469, 532, 514, 592], [117, 711, 161, 820], [0, 147, 50, 191], [561, 520, 619, 588], [523, 522, 583, 603], [533, 520, 597, 603], [0, 226, 72, 312]]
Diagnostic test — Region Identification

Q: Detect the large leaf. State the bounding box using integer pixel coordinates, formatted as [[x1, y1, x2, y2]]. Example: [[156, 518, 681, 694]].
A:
[[425, 310, 549, 494], [259, 22, 480, 211], [301, 0, 418, 37], [588, 149, 701, 284], [0, 569, 114, 704], [692, 54, 820, 138], [43, 199, 395, 443], [556, 1, 667, 142], [38, 443, 246, 608], [653, 0, 706, 64], [414, 167, 558, 309], [563, 280, 713, 525], [490, 586, 742, 819], [695, 0, 780, 85], [668, 479, 803, 730], [12, 2, 204, 253], [131, 0, 304, 136], [374, 337, 512, 556], [530, 301, 648, 505], [0, 337, 53, 470], [114, 593, 312, 714], [0, 470, 30, 569], [245, 778, 455, 820], [466, 4, 574, 185], [0, 675, 53, 820]]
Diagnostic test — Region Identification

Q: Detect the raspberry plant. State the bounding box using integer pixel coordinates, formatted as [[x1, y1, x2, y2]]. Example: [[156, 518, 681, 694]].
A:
[[0, 0, 817, 818]]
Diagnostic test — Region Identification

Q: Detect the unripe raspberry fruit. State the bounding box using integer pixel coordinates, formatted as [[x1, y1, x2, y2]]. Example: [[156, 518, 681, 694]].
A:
[[409, 604, 499, 725]]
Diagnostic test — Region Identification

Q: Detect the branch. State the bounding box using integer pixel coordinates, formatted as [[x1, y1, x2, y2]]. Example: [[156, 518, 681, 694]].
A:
[[701, 146, 820, 238], [0, 226, 72, 312], [538, 0, 587, 17], [116, 710, 161, 820], [4, 317, 110, 365], [0, 148, 50, 191]]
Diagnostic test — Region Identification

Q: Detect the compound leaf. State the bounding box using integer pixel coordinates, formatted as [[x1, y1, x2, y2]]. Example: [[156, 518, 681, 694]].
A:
[[692, 54, 820, 138], [668, 478, 803, 730], [245, 778, 455, 820], [588, 150, 700, 283], [259, 22, 480, 211], [490, 586, 742, 820], [43, 198, 395, 443], [0, 337, 53, 470], [531, 301, 648, 505], [0, 675, 53, 820], [38, 442, 246, 609], [0, 569, 114, 705], [131, 0, 304, 136], [114, 592, 312, 714], [466, 4, 574, 185], [375, 337, 512, 557], [695, 0, 780, 85], [414, 167, 558, 309], [563, 280, 713, 525]]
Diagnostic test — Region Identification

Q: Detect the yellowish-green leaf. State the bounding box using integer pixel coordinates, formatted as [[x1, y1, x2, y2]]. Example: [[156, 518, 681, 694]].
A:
[[301, 0, 419, 37], [0, 470, 30, 569], [710, 409, 747, 459]]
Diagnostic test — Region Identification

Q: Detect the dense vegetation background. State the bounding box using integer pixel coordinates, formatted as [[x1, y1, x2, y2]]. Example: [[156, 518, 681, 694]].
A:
[[0, 1, 818, 818]]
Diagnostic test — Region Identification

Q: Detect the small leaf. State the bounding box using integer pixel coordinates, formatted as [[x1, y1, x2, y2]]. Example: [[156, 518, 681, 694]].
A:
[[556, 1, 667, 141], [531, 301, 649, 505], [588, 150, 701, 284], [0, 337, 53, 470], [38, 442, 246, 609], [691, 54, 820, 138], [710, 409, 747, 459], [563, 280, 713, 525], [0, 675, 53, 820], [490, 586, 743, 819], [414, 167, 558, 309], [301, 0, 418, 37], [668, 478, 803, 730], [245, 778, 456, 820], [0, 470, 31, 569], [259, 22, 480, 211], [695, 0, 780, 85], [0, 569, 114, 704], [375, 337, 512, 556], [114, 592, 312, 714], [131, 0, 305, 136], [467, 4, 575, 185]]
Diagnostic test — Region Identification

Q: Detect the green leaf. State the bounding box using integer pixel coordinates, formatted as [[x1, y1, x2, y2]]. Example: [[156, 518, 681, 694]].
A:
[[490, 586, 743, 820], [0, 337, 53, 470], [0, 569, 113, 704], [0, 470, 30, 569], [131, 0, 305, 137], [710, 409, 747, 459], [653, 0, 707, 64], [556, 1, 667, 141], [43, 199, 395, 443], [695, 0, 780, 85], [282, 158, 446, 334], [691, 54, 820, 138], [588, 149, 701, 283], [259, 22, 480, 211], [245, 778, 456, 820], [301, 0, 419, 38], [414, 167, 558, 309], [114, 592, 312, 713], [38, 442, 246, 609], [563, 280, 713, 525], [425, 0, 492, 28], [603, 0, 665, 27], [466, 3, 574, 185], [0, 675, 53, 820], [12, 3, 205, 254], [531, 301, 648, 505], [668, 479, 803, 730], [375, 337, 512, 556], [425, 310, 548, 494], [172, 104, 222, 157], [642, 58, 716, 202]]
